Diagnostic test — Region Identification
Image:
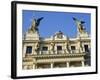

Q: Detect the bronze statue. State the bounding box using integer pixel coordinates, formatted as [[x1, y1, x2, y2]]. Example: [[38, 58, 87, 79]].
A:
[[28, 17, 44, 33], [73, 17, 86, 34]]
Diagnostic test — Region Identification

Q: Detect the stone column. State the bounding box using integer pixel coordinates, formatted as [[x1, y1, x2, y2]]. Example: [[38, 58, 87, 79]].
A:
[[66, 62, 70, 67], [50, 63, 54, 68], [33, 64, 36, 69], [23, 45, 26, 57], [50, 51, 53, 54], [81, 61, 85, 67], [39, 50, 42, 54], [50, 42, 55, 54]]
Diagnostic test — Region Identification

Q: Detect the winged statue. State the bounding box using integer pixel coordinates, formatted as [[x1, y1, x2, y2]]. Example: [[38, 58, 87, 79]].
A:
[[28, 17, 44, 33]]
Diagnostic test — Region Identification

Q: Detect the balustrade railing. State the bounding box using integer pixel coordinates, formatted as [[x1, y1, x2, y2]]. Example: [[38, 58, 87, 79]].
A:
[[36, 49, 84, 55]]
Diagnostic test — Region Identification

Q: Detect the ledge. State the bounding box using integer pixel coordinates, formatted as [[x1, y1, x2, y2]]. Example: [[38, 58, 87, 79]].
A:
[[24, 53, 86, 58]]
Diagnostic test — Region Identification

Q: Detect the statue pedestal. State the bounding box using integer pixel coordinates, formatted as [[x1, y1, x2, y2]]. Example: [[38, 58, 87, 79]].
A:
[[24, 32, 40, 40], [77, 32, 89, 38]]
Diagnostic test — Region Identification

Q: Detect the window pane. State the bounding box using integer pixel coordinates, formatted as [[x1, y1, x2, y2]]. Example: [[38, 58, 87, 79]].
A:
[[42, 46, 48, 51], [84, 45, 89, 52], [26, 46, 32, 54], [71, 46, 76, 50], [57, 46, 62, 50]]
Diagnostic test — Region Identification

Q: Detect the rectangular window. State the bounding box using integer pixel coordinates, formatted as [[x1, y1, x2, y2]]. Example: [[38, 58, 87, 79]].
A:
[[26, 46, 32, 54], [57, 46, 62, 50], [42, 46, 48, 51], [71, 46, 76, 50], [84, 45, 89, 52], [71, 46, 76, 53]]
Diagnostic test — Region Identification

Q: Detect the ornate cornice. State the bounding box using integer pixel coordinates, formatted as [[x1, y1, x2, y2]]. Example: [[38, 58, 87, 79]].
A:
[[24, 53, 86, 59]]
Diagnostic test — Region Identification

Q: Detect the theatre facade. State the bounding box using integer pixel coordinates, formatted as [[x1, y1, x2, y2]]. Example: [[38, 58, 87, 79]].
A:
[[22, 18, 91, 70]]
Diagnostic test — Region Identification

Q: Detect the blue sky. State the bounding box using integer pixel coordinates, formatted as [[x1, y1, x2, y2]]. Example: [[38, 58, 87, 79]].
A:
[[22, 10, 91, 38]]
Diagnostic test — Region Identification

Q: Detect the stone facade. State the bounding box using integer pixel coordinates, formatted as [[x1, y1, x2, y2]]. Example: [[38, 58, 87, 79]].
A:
[[22, 18, 91, 70]]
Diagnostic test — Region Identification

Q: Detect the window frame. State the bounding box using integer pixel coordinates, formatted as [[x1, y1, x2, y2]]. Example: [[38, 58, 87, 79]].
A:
[[26, 46, 32, 54]]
